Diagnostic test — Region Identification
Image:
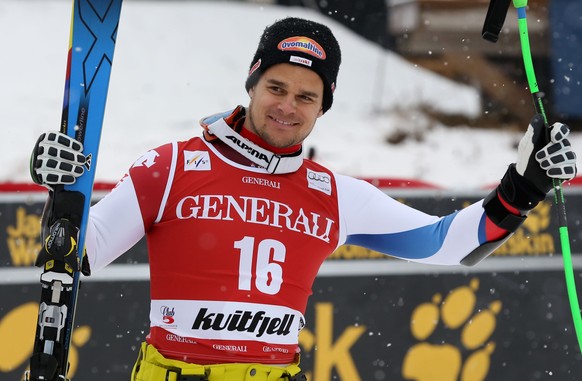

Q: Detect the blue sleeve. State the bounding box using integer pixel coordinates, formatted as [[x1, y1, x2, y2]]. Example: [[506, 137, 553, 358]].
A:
[[346, 212, 457, 259], [336, 174, 489, 265]]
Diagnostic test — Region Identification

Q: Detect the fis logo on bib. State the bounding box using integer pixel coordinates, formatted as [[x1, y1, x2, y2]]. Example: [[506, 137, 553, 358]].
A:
[[307, 169, 331, 195], [184, 150, 211, 171]]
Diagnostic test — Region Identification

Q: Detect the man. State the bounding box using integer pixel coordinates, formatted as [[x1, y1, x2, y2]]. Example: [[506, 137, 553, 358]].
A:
[[31, 17, 576, 381]]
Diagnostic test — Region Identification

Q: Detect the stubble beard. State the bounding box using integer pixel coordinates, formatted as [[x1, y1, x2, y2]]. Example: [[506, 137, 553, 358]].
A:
[[246, 102, 305, 149]]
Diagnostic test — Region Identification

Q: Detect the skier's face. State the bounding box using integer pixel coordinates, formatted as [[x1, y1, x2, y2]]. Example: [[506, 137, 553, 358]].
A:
[[245, 63, 324, 148]]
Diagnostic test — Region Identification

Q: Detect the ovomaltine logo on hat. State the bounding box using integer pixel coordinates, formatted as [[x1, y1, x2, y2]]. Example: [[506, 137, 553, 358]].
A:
[[277, 37, 327, 60]]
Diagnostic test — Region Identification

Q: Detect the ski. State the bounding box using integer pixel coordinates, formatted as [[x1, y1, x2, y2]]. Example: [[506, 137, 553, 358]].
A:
[[26, 1, 123, 380]]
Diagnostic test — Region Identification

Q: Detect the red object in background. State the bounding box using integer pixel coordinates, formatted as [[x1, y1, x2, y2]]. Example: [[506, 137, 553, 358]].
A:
[[0, 177, 580, 192], [0, 182, 117, 192]]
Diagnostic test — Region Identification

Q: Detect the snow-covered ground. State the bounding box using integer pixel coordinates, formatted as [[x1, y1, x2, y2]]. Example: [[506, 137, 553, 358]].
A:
[[1, 0, 580, 189]]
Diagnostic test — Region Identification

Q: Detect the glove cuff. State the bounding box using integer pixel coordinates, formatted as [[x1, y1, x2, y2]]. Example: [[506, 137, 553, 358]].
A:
[[498, 164, 547, 212], [483, 188, 526, 232]]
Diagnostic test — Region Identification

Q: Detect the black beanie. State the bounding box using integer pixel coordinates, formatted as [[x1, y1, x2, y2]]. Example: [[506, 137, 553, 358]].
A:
[[245, 17, 342, 114]]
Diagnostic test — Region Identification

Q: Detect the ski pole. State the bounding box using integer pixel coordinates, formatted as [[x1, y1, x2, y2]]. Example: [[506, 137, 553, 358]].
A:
[[482, 0, 582, 354]]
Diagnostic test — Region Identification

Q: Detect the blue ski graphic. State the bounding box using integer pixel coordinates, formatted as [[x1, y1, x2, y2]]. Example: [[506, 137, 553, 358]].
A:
[[64, 0, 122, 283]]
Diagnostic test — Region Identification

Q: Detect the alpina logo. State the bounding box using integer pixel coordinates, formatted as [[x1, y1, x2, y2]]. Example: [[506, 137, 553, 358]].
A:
[[278, 37, 326, 60], [225, 135, 270, 164]]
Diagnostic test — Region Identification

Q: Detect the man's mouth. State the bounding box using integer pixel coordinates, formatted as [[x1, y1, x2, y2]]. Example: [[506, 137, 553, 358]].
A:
[[270, 116, 298, 127]]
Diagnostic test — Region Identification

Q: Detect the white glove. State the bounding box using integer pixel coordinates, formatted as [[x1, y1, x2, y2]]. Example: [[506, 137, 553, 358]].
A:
[[516, 115, 577, 194], [535, 122, 577, 179], [30, 131, 86, 187]]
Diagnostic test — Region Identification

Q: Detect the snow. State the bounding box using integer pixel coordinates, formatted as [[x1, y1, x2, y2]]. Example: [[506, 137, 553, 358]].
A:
[[1, 0, 580, 189]]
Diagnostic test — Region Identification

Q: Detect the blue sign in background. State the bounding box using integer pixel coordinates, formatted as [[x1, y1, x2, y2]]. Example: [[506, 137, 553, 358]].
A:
[[550, 0, 582, 119]]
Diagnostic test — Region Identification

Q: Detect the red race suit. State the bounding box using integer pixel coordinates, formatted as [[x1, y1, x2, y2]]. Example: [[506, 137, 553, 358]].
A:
[[85, 107, 507, 364]]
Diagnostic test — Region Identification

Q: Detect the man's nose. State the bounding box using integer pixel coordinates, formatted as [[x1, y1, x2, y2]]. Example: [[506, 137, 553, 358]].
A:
[[277, 95, 297, 114]]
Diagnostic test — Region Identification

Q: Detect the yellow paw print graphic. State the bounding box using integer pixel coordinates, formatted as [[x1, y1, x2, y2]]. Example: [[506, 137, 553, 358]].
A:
[[0, 302, 91, 380], [402, 278, 502, 381]]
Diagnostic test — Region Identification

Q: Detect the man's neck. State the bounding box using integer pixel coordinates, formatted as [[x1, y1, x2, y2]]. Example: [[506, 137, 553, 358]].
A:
[[239, 125, 302, 155]]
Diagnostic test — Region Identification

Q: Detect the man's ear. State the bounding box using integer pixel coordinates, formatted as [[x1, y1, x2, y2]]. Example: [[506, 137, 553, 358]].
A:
[[248, 86, 255, 98], [317, 107, 324, 118]]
